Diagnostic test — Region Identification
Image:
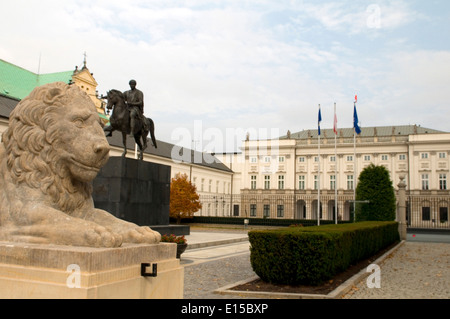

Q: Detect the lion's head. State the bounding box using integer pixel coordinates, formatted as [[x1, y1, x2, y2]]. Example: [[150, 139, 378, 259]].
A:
[[1, 82, 110, 213]]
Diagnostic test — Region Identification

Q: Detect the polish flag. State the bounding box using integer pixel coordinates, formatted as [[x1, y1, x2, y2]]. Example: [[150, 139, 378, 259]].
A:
[[333, 105, 338, 135]]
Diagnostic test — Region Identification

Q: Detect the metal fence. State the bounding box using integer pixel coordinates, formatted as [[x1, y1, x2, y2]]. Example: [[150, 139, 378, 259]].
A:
[[196, 192, 450, 230], [191, 216, 346, 227], [407, 195, 449, 230]]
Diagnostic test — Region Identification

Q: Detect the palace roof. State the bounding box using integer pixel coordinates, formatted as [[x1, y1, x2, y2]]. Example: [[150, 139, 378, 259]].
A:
[[0, 59, 73, 100], [281, 125, 445, 142]]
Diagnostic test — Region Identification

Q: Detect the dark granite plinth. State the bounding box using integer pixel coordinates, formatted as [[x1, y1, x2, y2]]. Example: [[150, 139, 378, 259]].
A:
[[93, 157, 171, 226]]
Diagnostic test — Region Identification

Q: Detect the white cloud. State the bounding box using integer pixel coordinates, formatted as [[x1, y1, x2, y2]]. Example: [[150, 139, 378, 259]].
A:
[[382, 50, 450, 126], [291, 0, 420, 35], [1, 0, 449, 149], [341, 49, 450, 131]]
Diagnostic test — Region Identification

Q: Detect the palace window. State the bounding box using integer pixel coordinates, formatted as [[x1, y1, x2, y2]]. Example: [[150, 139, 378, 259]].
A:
[[277, 205, 284, 218], [422, 207, 430, 221], [381, 155, 389, 161], [330, 175, 336, 190], [364, 155, 371, 161], [264, 175, 271, 189], [399, 154, 406, 160], [440, 207, 448, 222], [439, 174, 447, 190], [314, 175, 319, 190], [298, 157, 305, 163], [263, 204, 270, 218], [439, 152, 447, 159], [421, 174, 429, 190], [250, 157, 257, 163], [278, 175, 285, 190], [347, 175, 354, 190], [250, 204, 257, 217], [250, 175, 257, 190], [421, 153, 429, 159], [346, 155, 353, 161], [298, 175, 305, 190]]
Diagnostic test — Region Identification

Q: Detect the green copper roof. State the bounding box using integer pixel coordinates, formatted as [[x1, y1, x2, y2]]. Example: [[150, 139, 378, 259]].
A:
[[0, 59, 73, 100]]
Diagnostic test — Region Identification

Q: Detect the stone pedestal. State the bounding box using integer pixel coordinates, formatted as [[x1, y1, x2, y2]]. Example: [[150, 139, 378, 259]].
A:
[[0, 242, 183, 299], [93, 156, 171, 226], [397, 175, 407, 240], [93, 157, 189, 236]]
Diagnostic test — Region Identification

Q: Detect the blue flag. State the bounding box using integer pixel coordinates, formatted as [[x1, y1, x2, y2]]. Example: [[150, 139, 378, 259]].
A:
[[353, 103, 361, 134], [318, 106, 322, 136]]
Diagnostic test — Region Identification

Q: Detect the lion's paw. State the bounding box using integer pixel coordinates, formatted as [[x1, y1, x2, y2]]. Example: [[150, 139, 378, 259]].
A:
[[121, 226, 161, 244], [85, 226, 123, 248]]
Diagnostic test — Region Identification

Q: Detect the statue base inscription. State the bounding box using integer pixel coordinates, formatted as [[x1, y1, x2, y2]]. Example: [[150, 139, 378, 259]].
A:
[[0, 242, 183, 299]]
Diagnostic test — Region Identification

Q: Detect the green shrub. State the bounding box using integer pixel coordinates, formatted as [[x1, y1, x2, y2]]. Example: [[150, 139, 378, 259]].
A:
[[356, 164, 396, 221], [249, 221, 399, 286]]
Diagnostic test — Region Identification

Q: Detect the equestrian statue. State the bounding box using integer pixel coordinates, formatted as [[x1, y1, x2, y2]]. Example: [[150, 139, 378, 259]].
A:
[[103, 80, 157, 160]]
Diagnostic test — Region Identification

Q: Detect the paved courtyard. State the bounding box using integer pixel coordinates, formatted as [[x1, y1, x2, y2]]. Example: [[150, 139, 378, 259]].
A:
[[343, 241, 449, 299], [181, 230, 450, 299]]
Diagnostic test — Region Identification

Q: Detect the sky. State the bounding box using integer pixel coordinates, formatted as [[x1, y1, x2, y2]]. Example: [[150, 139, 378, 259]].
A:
[[1, 0, 450, 152]]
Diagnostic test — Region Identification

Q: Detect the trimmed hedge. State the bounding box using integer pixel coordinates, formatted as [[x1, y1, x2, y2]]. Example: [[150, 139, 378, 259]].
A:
[[249, 221, 399, 286]]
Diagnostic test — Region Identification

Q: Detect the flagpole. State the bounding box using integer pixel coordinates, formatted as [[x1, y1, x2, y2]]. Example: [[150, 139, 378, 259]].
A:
[[353, 98, 357, 222], [318, 104, 321, 226], [334, 103, 338, 224], [353, 116, 356, 222], [351, 95, 362, 222]]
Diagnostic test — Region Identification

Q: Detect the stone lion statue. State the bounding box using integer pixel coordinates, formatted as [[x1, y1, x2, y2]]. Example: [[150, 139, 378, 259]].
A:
[[0, 82, 160, 247]]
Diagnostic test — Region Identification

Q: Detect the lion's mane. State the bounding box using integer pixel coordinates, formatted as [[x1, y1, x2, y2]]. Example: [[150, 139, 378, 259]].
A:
[[1, 82, 95, 213]]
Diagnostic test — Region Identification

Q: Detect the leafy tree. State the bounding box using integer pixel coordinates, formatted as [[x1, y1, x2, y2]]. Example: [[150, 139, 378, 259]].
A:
[[355, 164, 396, 221], [170, 173, 202, 224]]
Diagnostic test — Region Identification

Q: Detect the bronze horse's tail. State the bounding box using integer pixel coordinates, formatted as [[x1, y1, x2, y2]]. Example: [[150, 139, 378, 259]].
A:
[[148, 118, 157, 148]]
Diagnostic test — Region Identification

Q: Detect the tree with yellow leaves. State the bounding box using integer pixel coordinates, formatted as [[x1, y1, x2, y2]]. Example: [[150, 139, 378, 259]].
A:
[[170, 173, 202, 224]]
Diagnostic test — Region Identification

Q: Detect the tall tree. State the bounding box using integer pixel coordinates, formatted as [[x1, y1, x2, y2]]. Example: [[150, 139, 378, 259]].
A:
[[170, 173, 202, 224], [355, 164, 396, 221]]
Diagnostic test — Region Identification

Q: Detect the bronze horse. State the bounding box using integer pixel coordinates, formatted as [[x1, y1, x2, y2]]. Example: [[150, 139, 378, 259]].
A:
[[103, 89, 157, 160]]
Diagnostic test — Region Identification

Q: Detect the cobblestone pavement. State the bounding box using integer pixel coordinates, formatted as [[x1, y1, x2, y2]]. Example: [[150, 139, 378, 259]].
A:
[[183, 241, 450, 299], [342, 241, 450, 299], [183, 253, 256, 299]]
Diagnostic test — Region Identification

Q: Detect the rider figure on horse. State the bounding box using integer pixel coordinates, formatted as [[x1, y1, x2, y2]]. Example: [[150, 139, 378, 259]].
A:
[[124, 79, 149, 135]]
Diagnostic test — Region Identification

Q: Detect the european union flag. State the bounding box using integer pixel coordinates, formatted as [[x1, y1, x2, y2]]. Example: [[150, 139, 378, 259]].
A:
[[318, 106, 322, 136], [353, 103, 361, 135]]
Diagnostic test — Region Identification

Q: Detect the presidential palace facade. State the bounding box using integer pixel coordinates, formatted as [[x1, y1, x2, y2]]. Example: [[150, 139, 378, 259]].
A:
[[215, 125, 450, 230]]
